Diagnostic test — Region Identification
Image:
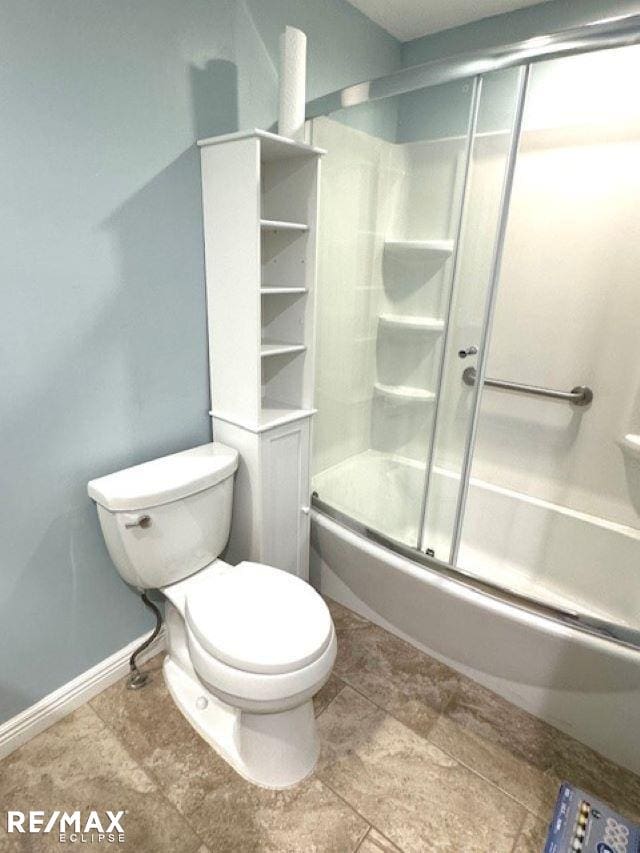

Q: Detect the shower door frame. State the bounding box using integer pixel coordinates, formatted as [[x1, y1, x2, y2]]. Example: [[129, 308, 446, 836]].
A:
[[308, 12, 640, 652]]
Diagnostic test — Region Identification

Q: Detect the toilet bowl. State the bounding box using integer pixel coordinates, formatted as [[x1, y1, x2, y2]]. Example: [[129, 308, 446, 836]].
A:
[[88, 443, 336, 789]]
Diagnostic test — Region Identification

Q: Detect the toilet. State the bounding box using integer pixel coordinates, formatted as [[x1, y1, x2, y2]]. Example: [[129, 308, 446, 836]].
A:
[[87, 442, 336, 789]]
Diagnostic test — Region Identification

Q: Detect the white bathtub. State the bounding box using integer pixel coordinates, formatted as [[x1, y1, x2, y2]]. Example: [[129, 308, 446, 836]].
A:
[[311, 451, 640, 774]]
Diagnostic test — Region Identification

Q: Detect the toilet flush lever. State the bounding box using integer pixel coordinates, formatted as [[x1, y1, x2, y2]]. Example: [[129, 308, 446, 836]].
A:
[[124, 514, 152, 529]]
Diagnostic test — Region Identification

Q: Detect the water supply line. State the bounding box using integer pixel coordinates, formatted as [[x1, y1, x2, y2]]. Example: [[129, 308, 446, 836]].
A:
[[127, 591, 163, 690]]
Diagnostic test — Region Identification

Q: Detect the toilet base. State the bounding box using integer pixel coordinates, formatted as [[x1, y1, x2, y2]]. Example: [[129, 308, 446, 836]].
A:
[[163, 656, 319, 789]]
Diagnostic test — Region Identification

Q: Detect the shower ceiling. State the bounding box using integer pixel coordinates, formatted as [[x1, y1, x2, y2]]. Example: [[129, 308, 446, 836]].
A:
[[346, 0, 551, 42]]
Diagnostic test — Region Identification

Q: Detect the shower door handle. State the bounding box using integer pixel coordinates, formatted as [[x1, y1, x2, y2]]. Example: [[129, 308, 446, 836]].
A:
[[458, 346, 478, 359]]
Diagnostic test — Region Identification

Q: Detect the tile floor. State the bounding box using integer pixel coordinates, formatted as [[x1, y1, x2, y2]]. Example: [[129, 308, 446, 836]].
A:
[[1, 597, 639, 852]]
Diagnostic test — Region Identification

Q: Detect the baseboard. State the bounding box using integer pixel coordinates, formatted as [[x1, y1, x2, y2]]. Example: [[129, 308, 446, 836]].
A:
[[0, 628, 166, 761]]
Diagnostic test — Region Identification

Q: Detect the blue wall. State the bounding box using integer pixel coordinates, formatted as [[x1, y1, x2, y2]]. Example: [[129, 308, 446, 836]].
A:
[[0, 0, 399, 724]]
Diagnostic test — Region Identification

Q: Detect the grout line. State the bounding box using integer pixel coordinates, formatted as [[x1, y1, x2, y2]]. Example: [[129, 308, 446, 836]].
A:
[[353, 826, 372, 852], [353, 824, 372, 853], [318, 776, 404, 853], [334, 669, 544, 821], [314, 677, 348, 719]]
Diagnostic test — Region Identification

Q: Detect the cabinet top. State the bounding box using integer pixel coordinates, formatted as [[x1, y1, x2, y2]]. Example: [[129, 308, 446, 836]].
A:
[[197, 128, 326, 160]]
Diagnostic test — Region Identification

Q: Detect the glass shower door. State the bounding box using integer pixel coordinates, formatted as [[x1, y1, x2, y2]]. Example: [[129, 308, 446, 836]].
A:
[[418, 65, 528, 562], [453, 45, 640, 636]]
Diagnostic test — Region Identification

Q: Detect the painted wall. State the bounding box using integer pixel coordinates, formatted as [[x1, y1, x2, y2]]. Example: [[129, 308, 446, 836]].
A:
[[0, 0, 400, 725]]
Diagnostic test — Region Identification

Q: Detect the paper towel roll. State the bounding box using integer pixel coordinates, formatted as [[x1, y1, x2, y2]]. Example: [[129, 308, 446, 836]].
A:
[[278, 26, 307, 142]]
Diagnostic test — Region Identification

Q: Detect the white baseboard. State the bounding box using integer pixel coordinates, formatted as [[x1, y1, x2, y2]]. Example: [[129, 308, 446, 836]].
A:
[[0, 628, 166, 761]]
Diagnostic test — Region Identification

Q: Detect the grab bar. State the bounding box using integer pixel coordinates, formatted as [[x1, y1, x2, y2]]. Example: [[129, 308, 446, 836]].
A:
[[462, 366, 593, 407]]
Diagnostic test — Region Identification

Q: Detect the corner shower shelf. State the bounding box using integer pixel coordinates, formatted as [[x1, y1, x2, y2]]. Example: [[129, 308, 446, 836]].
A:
[[260, 218, 308, 232], [260, 341, 306, 358], [374, 382, 435, 402], [260, 287, 308, 295], [378, 313, 445, 332], [384, 239, 454, 260]]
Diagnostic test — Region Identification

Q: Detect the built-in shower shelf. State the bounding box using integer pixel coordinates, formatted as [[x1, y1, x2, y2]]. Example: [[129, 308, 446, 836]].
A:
[[260, 218, 308, 232], [374, 382, 435, 402], [260, 287, 308, 295], [620, 434, 640, 460], [260, 341, 306, 358], [384, 239, 453, 261], [378, 313, 445, 332]]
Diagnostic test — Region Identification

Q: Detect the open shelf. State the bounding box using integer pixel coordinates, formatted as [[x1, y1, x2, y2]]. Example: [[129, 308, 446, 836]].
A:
[[384, 239, 453, 261], [261, 218, 308, 232], [374, 382, 435, 402], [378, 313, 445, 332], [261, 287, 308, 295], [260, 341, 306, 358]]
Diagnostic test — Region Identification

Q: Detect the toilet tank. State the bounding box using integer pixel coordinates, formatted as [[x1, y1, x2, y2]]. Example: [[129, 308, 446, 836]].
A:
[[88, 443, 239, 590]]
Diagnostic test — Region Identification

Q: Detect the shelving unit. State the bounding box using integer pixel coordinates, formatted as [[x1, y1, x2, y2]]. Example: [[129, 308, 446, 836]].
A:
[[199, 128, 324, 579]]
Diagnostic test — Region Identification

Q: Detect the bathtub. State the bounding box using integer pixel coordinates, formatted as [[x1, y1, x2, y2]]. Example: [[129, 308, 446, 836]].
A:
[[310, 451, 640, 774]]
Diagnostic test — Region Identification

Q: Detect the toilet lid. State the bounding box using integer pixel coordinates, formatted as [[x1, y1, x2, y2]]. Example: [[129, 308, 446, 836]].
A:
[[184, 562, 333, 675]]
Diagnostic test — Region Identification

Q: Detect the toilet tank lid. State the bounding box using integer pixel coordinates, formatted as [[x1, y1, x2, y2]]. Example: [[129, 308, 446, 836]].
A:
[[87, 443, 238, 511]]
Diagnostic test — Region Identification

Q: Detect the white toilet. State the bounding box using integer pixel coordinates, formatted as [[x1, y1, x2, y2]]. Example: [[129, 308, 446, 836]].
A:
[[88, 442, 336, 789]]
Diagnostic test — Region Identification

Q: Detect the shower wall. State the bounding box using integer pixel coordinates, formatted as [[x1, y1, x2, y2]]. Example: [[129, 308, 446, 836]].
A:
[[312, 117, 400, 475], [467, 48, 640, 531], [312, 110, 468, 545]]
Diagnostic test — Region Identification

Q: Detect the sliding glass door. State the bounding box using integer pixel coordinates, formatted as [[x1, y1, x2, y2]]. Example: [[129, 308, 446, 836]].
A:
[[418, 66, 527, 562], [453, 45, 640, 636]]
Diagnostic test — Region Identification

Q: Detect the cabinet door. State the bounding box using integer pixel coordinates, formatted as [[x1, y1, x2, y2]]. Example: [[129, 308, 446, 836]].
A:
[[261, 418, 310, 578]]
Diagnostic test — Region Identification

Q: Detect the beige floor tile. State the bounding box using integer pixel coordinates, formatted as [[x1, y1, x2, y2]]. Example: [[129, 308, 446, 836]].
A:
[[0, 704, 202, 853], [92, 656, 367, 852], [181, 771, 368, 853], [428, 677, 559, 818], [91, 654, 218, 814], [314, 673, 346, 717], [358, 827, 402, 852], [326, 598, 460, 738], [317, 686, 525, 853], [429, 674, 640, 824], [513, 812, 550, 852]]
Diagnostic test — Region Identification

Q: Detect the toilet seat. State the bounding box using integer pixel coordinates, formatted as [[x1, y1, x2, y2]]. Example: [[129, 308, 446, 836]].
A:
[[186, 619, 336, 708], [185, 561, 333, 675]]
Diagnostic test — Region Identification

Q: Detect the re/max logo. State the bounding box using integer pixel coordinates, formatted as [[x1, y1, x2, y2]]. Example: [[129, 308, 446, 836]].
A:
[[6, 810, 126, 842]]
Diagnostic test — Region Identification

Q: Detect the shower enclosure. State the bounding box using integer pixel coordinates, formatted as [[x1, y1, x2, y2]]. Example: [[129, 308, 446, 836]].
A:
[[309, 18, 640, 652]]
